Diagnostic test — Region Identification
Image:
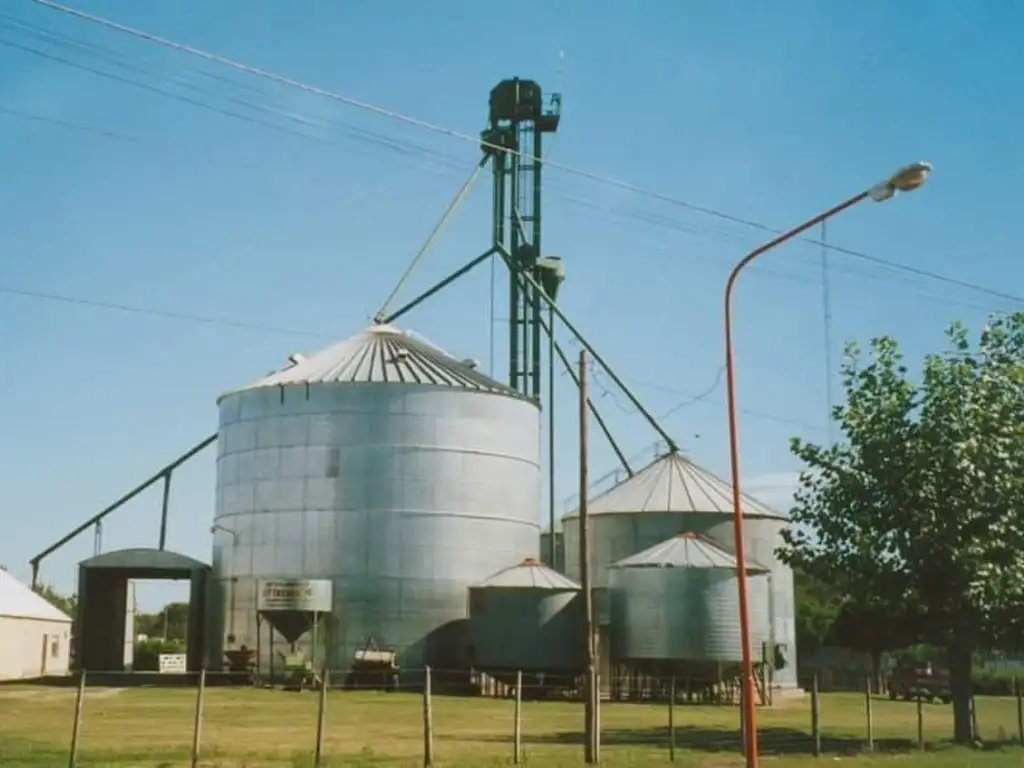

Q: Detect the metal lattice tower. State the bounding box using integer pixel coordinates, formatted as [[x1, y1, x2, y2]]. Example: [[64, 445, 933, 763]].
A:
[[481, 78, 561, 397]]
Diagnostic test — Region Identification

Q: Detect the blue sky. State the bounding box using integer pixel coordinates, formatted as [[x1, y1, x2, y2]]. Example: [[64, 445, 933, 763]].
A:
[[1, 1, 1020, 607]]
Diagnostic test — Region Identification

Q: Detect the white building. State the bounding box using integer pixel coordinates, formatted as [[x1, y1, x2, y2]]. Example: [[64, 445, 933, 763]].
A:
[[0, 569, 72, 680]]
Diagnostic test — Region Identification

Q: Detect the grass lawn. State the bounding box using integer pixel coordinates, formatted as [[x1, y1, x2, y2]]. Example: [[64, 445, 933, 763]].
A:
[[0, 683, 1022, 766]]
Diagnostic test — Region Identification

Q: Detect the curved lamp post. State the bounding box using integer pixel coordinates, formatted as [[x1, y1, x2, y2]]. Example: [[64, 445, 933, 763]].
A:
[[726, 162, 932, 767]]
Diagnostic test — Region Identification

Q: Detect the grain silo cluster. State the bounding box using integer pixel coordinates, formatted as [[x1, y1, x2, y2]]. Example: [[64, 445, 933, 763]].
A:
[[203, 325, 797, 700], [29, 76, 797, 704]]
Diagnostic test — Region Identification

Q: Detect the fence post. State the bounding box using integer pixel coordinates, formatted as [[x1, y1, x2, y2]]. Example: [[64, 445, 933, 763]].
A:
[[1015, 677, 1023, 746], [423, 666, 434, 767], [68, 669, 87, 768], [593, 672, 601, 764], [513, 670, 522, 764], [864, 674, 874, 752], [810, 673, 821, 757], [668, 677, 676, 763], [916, 691, 924, 750], [314, 668, 329, 767], [970, 694, 979, 743], [190, 668, 207, 768]]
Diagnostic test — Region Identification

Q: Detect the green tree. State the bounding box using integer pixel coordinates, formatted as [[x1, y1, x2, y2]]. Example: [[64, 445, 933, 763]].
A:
[[136, 602, 189, 641], [779, 314, 1024, 743], [33, 584, 77, 620], [792, 568, 842, 658]]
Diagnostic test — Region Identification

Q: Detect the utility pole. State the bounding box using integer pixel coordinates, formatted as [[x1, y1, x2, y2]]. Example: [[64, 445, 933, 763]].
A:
[[579, 350, 597, 764]]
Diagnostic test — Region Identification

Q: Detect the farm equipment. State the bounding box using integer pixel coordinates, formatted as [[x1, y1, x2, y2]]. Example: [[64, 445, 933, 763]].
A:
[[346, 638, 399, 690], [888, 662, 951, 703]]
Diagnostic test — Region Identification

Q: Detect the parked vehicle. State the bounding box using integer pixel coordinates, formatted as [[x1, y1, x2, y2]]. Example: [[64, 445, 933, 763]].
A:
[[887, 662, 951, 703]]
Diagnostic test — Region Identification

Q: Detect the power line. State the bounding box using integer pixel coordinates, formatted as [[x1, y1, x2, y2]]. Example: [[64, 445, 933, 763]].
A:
[[0, 104, 136, 141], [0, 281, 818, 431], [0, 285, 330, 339], [6, 10, 1021, 313], [25, 0, 1024, 308], [0, 13, 473, 176]]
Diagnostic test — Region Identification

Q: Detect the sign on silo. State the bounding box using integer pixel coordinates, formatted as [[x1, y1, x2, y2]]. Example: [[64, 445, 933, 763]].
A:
[[257, 579, 333, 612]]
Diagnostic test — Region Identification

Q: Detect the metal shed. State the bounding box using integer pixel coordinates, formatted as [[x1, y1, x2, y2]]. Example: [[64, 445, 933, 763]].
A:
[[75, 548, 210, 673]]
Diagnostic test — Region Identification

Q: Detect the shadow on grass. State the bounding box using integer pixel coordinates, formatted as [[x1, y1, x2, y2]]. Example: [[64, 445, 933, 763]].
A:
[[449, 724, 1022, 756]]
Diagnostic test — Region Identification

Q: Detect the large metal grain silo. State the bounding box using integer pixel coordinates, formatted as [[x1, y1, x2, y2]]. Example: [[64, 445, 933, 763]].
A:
[[609, 534, 771, 665], [210, 324, 541, 675], [562, 452, 798, 691], [468, 557, 583, 682]]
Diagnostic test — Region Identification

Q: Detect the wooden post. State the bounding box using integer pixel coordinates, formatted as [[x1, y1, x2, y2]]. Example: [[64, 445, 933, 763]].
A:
[[423, 666, 434, 767], [578, 350, 597, 765], [916, 691, 924, 750], [190, 668, 207, 768], [593, 672, 601, 763], [864, 675, 874, 752], [314, 668, 329, 767], [810, 673, 821, 757], [970, 694, 979, 743], [668, 677, 676, 763], [68, 669, 86, 768], [513, 670, 522, 764], [1016, 677, 1024, 746]]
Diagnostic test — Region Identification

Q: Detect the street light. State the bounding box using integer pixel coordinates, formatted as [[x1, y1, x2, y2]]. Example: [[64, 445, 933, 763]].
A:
[[724, 162, 932, 767]]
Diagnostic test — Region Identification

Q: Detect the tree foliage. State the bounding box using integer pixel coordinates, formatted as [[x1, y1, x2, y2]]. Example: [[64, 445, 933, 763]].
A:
[[135, 602, 189, 642], [33, 584, 77, 620], [779, 313, 1024, 742]]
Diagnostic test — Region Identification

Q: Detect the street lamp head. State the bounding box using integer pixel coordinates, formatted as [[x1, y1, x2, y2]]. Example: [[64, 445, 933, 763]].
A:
[[869, 162, 932, 202]]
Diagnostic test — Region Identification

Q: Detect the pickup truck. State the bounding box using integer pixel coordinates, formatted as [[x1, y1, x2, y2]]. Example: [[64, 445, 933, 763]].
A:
[[887, 662, 951, 703]]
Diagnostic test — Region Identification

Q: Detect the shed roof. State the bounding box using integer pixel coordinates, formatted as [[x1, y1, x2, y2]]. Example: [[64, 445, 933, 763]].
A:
[[219, 324, 525, 402], [610, 534, 768, 572], [79, 548, 209, 572], [476, 558, 581, 590], [565, 452, 786, 520], [0, 569, 72, 623]]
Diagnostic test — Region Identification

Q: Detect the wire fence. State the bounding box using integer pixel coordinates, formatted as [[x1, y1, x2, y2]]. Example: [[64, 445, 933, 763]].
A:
[[2, 669, 1023, 766]]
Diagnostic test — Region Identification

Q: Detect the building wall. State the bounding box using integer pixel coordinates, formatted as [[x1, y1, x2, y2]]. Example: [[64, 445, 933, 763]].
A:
[[0, 615, 72, 680]]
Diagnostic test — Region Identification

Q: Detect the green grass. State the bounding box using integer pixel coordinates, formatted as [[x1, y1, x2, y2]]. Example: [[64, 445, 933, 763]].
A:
[[0, 684, 1022, 766]]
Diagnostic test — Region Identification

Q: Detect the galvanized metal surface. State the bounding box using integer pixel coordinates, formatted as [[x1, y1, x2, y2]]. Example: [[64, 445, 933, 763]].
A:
[[478, 558, 578, 589], [211, 338, 541, 672], [612, 533, 768, 571], [562, 452, 797, 687], [538, 531, 565, 573], [219, 325, 523, 400], [468, 560, 583, 673], [609, 560, 772, 663]]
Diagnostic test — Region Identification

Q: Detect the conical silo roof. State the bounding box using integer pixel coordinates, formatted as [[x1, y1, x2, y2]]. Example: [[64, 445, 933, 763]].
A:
[[219, 324, 525, 402], [611, 533, 768, 573], [477, 558, 581, 590], [564, 451, 786, 521]]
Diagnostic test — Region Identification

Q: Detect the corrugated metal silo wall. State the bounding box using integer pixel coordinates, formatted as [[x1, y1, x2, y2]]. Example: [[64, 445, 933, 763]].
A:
[[609, 567, 771, 662], [210, 383, 541, 673], [563, 511, 797, 688], [468, 587, 583, 672]]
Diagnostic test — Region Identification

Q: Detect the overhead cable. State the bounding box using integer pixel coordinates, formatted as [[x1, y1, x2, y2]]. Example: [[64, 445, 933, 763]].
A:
[[24, 0, 1023, 307]]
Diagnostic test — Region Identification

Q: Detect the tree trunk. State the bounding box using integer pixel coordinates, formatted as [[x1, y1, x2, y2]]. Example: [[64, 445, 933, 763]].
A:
[[947, 637, 974, 744]]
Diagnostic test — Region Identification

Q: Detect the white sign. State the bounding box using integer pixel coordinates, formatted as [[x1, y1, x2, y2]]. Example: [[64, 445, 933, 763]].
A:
[[158, 653, 187, 674], [257, 578, 333, 612]]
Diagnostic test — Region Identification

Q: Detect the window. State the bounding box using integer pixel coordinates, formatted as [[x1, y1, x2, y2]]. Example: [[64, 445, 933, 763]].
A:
[[50, 638, 60, 658]]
